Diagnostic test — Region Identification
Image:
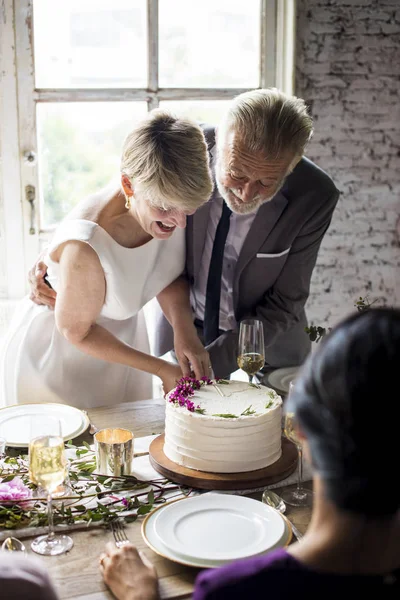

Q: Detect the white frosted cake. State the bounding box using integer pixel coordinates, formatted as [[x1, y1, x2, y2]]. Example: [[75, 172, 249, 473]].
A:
[[164, 378, 282, 473]]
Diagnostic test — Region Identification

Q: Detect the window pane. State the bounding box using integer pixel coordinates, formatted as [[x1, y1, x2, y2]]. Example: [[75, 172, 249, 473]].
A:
[[33, 0, 147, 88], [37, 102, 147, 227], [159, 0, 260, 88], [160, 100, 231, 127]]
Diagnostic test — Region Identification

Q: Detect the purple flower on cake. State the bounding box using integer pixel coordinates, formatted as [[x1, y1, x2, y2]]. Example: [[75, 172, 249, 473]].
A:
[[186, 400, 195, 412], [177, 385, 195, 396], [0, 477, 32, 503], [181, 376, 202, 390], [168, 376, 213, 414]]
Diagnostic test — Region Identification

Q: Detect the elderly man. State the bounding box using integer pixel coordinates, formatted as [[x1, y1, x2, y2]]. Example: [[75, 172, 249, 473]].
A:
[[156, 88, 339, 378], [29, 88, 339, 379]]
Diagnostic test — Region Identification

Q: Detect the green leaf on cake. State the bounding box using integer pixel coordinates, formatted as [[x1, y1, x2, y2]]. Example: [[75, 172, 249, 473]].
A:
[[249, 382, 261, 389], [265, 400, 274, 409], [194, 407, 206, 415], [212, 413, 239, 418], [215, 379, 230, 384], [241, 405, 257, 416]]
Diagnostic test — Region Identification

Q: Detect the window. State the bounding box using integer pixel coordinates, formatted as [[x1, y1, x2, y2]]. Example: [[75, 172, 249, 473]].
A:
[[0, 0, 295, 297]]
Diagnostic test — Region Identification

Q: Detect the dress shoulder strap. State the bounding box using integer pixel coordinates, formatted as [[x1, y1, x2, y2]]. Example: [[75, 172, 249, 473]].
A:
[[47, 219, 99, 257]]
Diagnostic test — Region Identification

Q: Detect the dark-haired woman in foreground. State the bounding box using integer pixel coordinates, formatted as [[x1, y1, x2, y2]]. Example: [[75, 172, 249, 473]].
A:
[[99, 306, 400, 599]]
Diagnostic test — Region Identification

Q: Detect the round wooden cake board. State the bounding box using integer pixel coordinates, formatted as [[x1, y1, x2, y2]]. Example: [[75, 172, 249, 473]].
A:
[[149, 434, 298, 491]]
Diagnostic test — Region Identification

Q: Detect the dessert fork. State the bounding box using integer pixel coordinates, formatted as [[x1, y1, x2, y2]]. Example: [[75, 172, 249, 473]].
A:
[[111, 519, 130, 548]]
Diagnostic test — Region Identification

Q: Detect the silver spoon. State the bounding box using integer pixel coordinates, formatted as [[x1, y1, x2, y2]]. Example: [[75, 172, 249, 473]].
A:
[[1, 536, 27, 554], [262, 489, 304, 541]]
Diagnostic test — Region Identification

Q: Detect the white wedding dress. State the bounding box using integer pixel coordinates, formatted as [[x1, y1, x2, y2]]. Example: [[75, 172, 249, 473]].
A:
[[0, 219, 185, 408]]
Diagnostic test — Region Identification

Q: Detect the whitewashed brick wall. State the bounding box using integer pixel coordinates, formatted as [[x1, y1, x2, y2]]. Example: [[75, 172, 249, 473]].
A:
[[296, 0, 400, 330]]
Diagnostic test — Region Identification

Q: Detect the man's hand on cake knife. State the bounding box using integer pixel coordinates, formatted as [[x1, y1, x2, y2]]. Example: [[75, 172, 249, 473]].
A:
[[174, 328, 211, 380]]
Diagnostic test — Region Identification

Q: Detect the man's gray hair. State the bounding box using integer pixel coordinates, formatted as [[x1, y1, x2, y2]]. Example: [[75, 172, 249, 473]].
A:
[[218, 88, 313, 159], [121, 109, 213, 210]]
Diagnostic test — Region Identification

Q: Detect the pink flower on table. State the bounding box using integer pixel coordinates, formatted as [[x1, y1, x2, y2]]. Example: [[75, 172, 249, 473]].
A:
[[0, 477, 32, 503]]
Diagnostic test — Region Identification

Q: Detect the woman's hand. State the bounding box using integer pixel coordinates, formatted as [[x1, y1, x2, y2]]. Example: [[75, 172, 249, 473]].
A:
[[174, 328, 211, 380], [158, 362, 183, 395], [99, 542, 159, 600]]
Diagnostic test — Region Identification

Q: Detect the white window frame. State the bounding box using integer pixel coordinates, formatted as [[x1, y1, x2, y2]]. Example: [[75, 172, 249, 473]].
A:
[[0, 0, 295, 299]]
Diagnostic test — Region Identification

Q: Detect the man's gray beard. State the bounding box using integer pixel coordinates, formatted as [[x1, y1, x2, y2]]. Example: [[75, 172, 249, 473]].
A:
[[215, 177, 271, 215]]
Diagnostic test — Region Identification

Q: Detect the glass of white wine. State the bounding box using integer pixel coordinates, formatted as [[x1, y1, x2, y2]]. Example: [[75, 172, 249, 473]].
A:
[[237, 319, 265, 384], [29, 416, 74, 555], [281, 382, 313, 507]]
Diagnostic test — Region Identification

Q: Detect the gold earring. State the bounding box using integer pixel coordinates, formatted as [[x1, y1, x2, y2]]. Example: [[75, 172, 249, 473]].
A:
[[125, 195, 131, 210]]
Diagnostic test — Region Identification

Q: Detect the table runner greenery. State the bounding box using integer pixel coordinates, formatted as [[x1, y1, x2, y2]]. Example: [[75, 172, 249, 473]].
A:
[[0, 441, 190, 531]]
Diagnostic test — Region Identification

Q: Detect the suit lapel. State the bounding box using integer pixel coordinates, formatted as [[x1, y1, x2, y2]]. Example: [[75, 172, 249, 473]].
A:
[[235, 190, 288, 278]]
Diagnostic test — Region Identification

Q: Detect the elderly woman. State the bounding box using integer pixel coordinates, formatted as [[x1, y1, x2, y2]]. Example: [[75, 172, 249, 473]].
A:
[[0, 109, 213, 408], [99, 307, 400, 598]]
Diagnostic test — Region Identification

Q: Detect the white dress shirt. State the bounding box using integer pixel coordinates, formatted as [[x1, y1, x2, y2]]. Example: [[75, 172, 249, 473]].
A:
[[191, 194, 256, 332]]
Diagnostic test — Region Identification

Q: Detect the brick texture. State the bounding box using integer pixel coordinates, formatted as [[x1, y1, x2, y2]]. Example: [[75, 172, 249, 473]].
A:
[[296, 0, 400, 331]]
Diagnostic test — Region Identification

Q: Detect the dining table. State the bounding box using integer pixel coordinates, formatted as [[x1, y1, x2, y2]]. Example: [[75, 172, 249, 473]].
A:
[[6, 396, 313, 600]]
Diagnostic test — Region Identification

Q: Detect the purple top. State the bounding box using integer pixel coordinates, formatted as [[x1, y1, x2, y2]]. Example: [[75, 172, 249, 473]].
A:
[[0, 554, 59, 600], [193, 548, 400, 599]]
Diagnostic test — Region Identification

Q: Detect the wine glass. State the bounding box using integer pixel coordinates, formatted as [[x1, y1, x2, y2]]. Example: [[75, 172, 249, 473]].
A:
[[280, 382, 313, 507], [237, 319, 265, 384], [29, 416, 74, 555]]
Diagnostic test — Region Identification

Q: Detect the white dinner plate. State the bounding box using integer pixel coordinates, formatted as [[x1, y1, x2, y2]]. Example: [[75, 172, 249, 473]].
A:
[[0, 403, 90, 447], [266, 367, 299, 394], [151, 493, 286, 563], [142, 496, 292, 568]]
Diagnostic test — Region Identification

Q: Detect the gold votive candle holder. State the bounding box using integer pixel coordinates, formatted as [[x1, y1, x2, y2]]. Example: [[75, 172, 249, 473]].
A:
[[94, 428, 134, 476]]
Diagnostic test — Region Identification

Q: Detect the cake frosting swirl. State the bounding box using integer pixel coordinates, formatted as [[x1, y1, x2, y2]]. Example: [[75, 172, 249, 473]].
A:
[[164, 378, 282, 473]]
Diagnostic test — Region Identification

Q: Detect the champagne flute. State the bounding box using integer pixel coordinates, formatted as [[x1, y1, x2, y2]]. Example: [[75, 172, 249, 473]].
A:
[[280, 382, 313, 507], [237, 319, 265, 384], [29, 416, 74, 555]]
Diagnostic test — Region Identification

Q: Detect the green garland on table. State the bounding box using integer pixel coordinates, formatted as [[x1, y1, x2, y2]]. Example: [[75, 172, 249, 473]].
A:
[[0, 441, 190, 531]]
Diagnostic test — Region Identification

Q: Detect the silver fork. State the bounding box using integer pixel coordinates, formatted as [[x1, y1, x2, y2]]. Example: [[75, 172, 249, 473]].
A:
[[111, 519, 130, 548]]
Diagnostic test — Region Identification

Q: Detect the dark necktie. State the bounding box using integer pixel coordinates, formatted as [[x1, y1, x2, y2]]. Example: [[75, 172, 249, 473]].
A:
[[203, 202, 232, 345]]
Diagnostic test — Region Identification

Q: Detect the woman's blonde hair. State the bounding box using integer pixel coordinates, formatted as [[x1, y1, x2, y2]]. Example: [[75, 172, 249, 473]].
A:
[[218, 88, 313, 160], [121, 109, 213, 211]]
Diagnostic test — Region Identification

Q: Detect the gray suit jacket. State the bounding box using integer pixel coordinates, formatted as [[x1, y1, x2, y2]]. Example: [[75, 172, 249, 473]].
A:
[[154, 136, 340, 378]]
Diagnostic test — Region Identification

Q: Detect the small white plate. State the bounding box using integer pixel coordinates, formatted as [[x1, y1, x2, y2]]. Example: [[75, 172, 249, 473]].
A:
[[0, 403, 89, 447], [142, 496, 292, 568], [266, 367, 299, 394]]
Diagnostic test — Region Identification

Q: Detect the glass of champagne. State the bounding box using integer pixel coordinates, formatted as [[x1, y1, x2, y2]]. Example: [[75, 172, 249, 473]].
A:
[[29, 416, 74, 555], [237, 319, 265, 384], [281, 382, 313, 507]]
